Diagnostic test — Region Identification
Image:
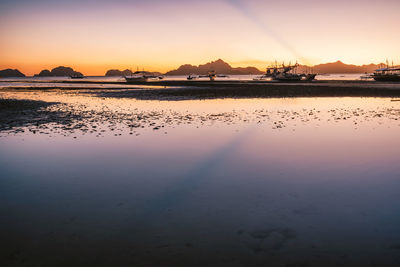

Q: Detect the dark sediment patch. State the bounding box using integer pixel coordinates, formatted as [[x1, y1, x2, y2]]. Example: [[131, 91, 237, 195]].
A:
[[0, 98, 54, 111], [0, 98, 80, 133]]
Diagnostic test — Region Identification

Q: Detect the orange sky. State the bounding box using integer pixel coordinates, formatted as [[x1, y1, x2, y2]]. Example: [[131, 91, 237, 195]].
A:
[[1, 0, 399, 76]]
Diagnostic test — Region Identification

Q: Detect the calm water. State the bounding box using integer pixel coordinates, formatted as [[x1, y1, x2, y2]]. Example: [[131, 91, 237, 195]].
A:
[[0, 73, 368, 88], [1, 91, 400, 266]]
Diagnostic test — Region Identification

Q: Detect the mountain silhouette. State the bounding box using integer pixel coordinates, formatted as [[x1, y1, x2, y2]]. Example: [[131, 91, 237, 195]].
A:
[[34, 66, 84, 77], [297, 61, 382, 74], [166, 59, 263, 75], [0, 69, 25, 78], [166, 59, 385, 75], [105, 69, 133, 76]]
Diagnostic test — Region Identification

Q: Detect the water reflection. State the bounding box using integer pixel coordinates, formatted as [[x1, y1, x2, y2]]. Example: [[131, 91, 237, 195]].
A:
[[1, 92, 400, 266]]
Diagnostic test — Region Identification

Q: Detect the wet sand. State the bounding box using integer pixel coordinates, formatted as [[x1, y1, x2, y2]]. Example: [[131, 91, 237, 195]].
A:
[[0, 98, 65, 132], [2, 80, 400, 99], [1, 91, 400, 137]]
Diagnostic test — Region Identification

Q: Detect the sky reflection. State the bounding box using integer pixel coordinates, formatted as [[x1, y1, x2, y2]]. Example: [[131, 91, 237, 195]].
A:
[[1, 94, 400, 266]]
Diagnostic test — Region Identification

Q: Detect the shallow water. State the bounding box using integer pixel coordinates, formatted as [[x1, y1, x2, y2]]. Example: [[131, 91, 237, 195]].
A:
[[1, 91, 400, 266], [0, 73, 369, 87]]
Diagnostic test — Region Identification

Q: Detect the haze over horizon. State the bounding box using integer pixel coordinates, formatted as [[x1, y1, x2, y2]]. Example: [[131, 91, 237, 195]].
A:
[[1, 0, 399, 76]]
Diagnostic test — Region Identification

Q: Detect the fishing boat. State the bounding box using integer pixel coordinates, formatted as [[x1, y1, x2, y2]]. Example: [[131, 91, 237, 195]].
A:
[[69, 73, 84, 79], [254, 62, 317, 82], [187, 74, 199, 80], [273, 72, 302, 81], [198, 70, 217, 81], [371, 67, 400, 82], [124, 71, 160, 83]]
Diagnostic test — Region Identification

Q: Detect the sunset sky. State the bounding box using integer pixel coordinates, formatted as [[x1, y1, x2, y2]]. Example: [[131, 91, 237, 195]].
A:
[[1, 0, 399, 75]]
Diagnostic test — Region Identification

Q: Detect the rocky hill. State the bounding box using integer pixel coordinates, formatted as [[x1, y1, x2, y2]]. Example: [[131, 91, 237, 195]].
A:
[[34, 66, 84, 77], [105, 69, 134, 76], [0, 69, 25, 78]]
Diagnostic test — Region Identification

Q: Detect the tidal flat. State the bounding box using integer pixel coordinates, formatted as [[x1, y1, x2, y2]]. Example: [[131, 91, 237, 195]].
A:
[[1, 87, 400, 267]]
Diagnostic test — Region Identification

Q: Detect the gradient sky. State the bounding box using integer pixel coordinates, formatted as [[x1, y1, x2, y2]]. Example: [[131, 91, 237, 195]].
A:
[[1, 0, 399, 75]]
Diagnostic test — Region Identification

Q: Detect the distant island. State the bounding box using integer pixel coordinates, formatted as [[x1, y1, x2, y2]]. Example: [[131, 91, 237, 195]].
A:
[[0, 69, 25, 78], [34, 66, 84, 77], [105, 69, 133, 77], [166, 59, 263, 75]]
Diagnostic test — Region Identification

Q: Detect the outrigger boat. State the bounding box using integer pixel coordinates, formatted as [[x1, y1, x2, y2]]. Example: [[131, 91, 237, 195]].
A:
[[199, 70, 217, 81], [254, 63, 317, 82], [371, 67, 400, 82], [361, 60, 400, 82], [190, 70, 228, 81], [69, 73, 84, 79], [187, 74, 199, 80], [124, 71, 162, 83]]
